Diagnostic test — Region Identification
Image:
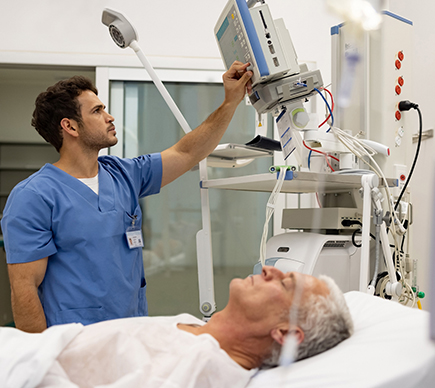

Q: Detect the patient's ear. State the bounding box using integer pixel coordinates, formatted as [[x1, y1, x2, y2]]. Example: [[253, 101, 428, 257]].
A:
[[271, 325, 304, 345]]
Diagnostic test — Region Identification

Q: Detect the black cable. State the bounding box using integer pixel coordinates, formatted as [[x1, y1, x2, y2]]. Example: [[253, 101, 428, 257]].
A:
[[395, 101, 422, 211], [352, 228, 362, 248], [351, 227, 379, 248]]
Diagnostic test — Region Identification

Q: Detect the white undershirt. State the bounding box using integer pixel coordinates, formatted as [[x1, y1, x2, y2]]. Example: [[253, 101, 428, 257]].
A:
[[78, 174, 99, 195]]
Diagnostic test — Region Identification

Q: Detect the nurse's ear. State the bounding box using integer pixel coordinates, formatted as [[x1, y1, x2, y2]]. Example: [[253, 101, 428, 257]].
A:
[[60, 118, 79, 138]]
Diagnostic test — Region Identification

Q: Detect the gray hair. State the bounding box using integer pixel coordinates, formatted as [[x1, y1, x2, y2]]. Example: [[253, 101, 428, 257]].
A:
[[262, 275, 353, 367], [295, 275, 354, 361]]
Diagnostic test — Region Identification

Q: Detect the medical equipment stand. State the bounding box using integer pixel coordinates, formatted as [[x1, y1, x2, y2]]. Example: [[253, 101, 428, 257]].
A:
[[128, 44, 216, 318], [102, 9, 216, 318]]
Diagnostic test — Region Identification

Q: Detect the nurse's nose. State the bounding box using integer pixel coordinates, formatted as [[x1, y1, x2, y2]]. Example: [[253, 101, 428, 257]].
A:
[[105, 111, 115, 123]]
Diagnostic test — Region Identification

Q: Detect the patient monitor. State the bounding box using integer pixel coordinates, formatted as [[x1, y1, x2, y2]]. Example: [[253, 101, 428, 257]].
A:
[[215, 0, 300, 86], [215, 0, 323, 116]]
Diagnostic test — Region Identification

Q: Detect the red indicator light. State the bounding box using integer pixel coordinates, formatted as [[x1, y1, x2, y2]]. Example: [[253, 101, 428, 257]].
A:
[[395, 85, 402, 95], [395, 60, 401, 70], [398, 51, 404, 61], [400, 174, 406, 181], [398, 76, 404, 86], [395, 111, 401, 121]]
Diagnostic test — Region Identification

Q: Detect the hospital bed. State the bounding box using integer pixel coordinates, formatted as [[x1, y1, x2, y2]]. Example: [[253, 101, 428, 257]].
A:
[[1, 291, 434, 388]]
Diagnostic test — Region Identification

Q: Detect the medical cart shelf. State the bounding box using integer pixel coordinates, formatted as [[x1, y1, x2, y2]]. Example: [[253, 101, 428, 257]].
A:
[[201, 171, 395, 194]]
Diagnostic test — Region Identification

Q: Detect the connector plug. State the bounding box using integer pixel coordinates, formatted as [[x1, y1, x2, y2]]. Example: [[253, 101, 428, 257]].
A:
[[398, 100, 419, 111]]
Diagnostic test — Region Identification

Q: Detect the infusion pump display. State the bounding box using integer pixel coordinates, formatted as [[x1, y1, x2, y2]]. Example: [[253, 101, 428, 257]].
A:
[[215, 0, 300, 86]]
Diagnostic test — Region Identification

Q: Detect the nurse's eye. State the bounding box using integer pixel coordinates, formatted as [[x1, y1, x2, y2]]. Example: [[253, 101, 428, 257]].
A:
[[93, 106, 105, 114]]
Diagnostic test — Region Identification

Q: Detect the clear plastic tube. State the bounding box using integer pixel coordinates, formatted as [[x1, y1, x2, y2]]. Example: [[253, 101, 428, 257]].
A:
[[260, 167, 289, 265]]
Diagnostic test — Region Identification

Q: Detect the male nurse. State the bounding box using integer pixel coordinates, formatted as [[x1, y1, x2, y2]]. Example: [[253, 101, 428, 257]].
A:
[[1, 61, 252, 333]]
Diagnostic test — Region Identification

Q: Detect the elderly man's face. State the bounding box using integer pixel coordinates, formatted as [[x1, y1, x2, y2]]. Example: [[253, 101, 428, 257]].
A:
[[228, 266, 329, 325]]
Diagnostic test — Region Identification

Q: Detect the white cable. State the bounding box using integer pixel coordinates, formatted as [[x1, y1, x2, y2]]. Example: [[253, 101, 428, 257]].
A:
[[379, 274, 415, 307], [330, 126, 413, 298], [260, 167, 289, 266], [331, 126, 401, 247]]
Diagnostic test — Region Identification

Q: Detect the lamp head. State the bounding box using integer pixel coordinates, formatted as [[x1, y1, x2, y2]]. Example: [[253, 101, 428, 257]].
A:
[[102, 8, 138, 49]]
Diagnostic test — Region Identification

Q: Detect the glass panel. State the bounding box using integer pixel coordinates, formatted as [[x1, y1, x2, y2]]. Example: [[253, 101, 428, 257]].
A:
[[110, 80, 272, 318]]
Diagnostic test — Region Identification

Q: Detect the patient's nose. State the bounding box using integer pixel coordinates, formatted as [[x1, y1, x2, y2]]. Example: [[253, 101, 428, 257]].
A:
[[262, 266, 283, 280]]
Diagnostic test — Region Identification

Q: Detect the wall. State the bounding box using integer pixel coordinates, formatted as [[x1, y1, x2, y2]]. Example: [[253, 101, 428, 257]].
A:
[[2, 0, 339, 74], [1, 0, 434, 308], [387, 2, 435, 310], [0, 67, 95, 142]]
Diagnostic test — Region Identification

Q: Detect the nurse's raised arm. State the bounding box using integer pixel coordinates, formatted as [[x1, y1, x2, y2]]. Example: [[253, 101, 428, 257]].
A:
[[160, 61, 252, 187]]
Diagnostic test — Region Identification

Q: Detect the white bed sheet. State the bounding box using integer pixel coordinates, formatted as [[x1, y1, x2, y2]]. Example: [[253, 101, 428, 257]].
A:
[[0, 323, 83, 388], [2, 291, 435, 388], [248, 291, 435, 388]]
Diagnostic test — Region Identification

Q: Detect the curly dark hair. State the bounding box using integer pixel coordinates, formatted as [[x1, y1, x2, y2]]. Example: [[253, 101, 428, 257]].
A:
[[31, 76, 98, 152]]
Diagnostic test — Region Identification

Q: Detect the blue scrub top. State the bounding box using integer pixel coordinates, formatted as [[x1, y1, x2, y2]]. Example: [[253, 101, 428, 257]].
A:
[[1, 154, 162, 327]]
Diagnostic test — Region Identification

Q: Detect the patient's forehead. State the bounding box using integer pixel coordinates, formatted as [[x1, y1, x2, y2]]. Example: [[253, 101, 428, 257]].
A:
[[286, 272, 329, 296]]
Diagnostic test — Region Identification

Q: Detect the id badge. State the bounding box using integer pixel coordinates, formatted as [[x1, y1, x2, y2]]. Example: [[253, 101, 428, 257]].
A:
[[125, 215, 144, 249], [126, 228, 144, 249]]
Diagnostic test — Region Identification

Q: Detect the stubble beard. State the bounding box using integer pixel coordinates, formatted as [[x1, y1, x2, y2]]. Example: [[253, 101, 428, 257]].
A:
[[80, 129, 118, 153]]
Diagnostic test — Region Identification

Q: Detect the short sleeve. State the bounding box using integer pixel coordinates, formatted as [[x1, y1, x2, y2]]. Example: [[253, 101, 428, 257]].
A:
[[1, 187, 57, 264], [99, 154, 163, 198]]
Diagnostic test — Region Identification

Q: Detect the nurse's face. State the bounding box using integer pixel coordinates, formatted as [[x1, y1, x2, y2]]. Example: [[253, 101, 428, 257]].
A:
[[75, 90, 118, 151]]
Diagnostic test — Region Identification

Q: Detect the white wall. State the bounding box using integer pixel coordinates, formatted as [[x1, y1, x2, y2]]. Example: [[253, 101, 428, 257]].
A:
[[2, 0, 434, 308], [2, 0, 340, 72]]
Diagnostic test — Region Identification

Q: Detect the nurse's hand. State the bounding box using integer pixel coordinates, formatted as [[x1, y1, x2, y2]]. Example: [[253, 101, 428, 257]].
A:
[[222, 61, 253, 106]]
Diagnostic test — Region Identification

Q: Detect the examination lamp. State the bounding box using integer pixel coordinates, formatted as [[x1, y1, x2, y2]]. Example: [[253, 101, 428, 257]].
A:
[[102, 9, 138, 49], [101, 8, 192, 135]]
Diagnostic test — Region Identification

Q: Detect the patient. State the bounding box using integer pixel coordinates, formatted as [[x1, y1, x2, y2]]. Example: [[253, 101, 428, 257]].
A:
[[43, 267, 353, 388]]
